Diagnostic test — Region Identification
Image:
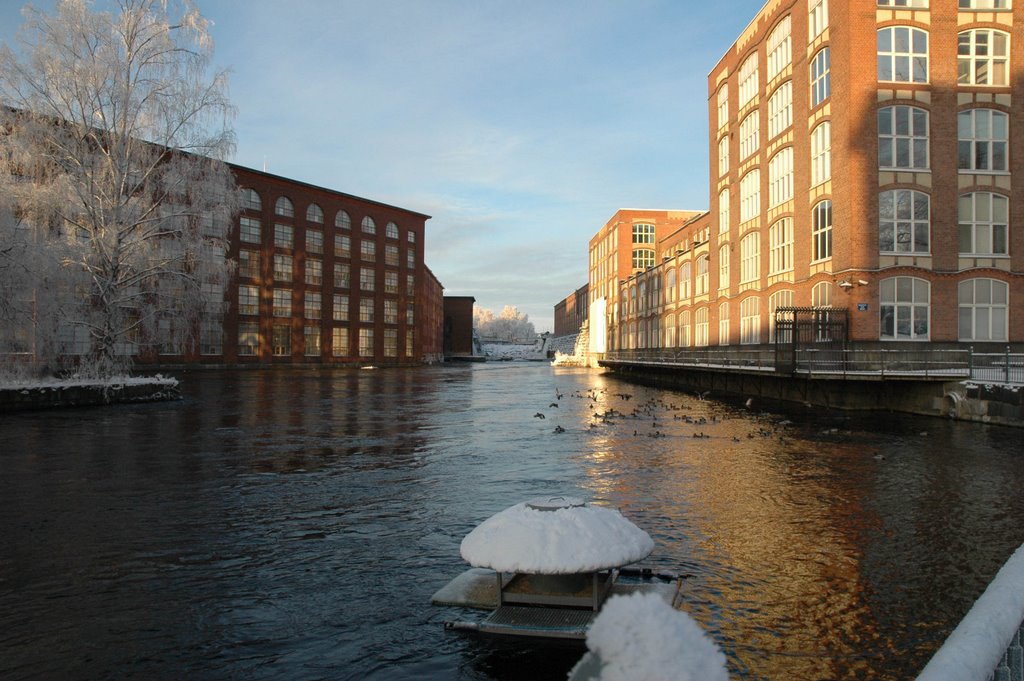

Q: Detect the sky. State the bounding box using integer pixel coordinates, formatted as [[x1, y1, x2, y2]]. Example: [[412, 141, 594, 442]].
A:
[[0, 0, 769, 333]]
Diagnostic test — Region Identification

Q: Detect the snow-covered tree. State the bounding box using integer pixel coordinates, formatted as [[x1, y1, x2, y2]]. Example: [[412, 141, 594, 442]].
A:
[[0, 0, 238, 378], [474, 304, 536, 342]]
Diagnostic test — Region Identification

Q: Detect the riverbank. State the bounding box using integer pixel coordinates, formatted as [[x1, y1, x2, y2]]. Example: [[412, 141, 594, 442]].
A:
[[0, 375, 180, 412]]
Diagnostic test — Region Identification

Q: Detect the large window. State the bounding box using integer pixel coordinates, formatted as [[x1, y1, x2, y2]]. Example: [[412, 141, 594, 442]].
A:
[[335, 233, 351, 258], [333, 294, 349, 321], [740, 297, 760, 344], [304, 292, 321, 320], [740, 112, 760, 160], [880, 189, 930, 253], [238, 321, 259, 356], [769, 290, 795, 343], [739, 53, 759, 107], [242, 188, 261, 212], [880, 277, 929, 340], [718, 136, 730, 177], [768, 148, 793, 207], [239, 217, 261, 244], [361, 216, 376, 234], [959, 0, 1011, 7], [740, 170, 761, 223], [958, 109, 1008, 172], [695, 255, 709, 296], [717, 86, 729, 128], [959, 192, 1008, 255], [359, 267, 375, 291], [334, 263, 351, 289], [695, 308, 709, 347], [632, 249, 655, 270], [238, 285, 259, 316], [718, 302, 730, 346], [811, 122, 831, 185], [768, 81, 792, 140], [959, 279, 1008, 341], [958, 30, 1009, 86], [275, 196, 294, 218], [809, 0, 828, 41], [238, 249, 260, 278], [361, 239, 376, 261], [767, 16, 792, 82], [718, 245, 730, 290], [386, 222, 400, 239], [272, 288, 291, 317], [812, 200, 833, 261], [633, 223, 655, 244], [306, 229, 323, 254], [273, 253, 293, 281], [769, 218, 793, 275], [359, 328, 374, 357], [680, 310, 691, 348], [810, 48, 831, 109], [274, 223, 293, 249], [679, 261, 692, 300], [718, 188, 730, 235], [740, 232, 760, 284], [878, 105, 929, 170], [335, 210, 352, 230], [305, 258, 323, 286], [306, 203, 324, 223], [332, 327, 349, 357], [878, 27, 928, 83], [304, 326, 321, 357], [359, 299, 374, 323], [879, 0, 928, 6]]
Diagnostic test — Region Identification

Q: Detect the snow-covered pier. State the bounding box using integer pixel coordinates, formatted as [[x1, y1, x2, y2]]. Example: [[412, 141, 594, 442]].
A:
[[0, 376, 180, 411]]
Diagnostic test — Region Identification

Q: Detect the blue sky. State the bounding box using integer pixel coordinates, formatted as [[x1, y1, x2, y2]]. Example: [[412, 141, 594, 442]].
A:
[[1, 0, 769, 332]]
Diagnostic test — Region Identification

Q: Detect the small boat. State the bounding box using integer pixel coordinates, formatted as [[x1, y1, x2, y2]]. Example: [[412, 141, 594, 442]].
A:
[[431, 496, 682, 641]]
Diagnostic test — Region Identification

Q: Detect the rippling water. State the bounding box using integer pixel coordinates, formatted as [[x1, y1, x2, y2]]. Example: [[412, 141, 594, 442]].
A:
[[2, 363, 1024, 680]]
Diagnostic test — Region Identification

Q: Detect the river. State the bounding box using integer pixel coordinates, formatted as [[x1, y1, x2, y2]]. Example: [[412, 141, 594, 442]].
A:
[[2, 362, 1023, 680]]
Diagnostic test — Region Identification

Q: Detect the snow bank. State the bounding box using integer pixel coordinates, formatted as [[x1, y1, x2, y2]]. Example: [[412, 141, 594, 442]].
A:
[[0, 374, 178, 390], [917, 542, 1024, 681], [569, 591, 729, 681], [460, 497, 654, 574]]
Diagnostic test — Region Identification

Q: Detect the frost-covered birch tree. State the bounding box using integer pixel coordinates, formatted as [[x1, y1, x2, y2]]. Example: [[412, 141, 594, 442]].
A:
[[0, 0, 238, 379], [474, 305, 536, 342]]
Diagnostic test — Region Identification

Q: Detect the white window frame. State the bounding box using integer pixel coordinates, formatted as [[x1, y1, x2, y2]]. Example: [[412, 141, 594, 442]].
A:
[[740, 297, 761, 345], [740, 170, 761, 223], [718, 302, 731, 346], [718, 188, 730, 235], [958, 278, 1008, 341], [880, 276, 930, 340], [740, 232, 760, 284], [959, 192, 1009, 256], [740, 111, 760, 160], [769, 290, 794, 343], [695, 256, 710, 296], [718, 136, 730, 177], [768, 147, 793, 208], [812, 200, 833, 262], [810, 48, 831, 108], [811, 122, 831, 186], [767, 81, 793, 140], [958, 109, 1008, 172], [879, 0, 929, 6], [809, 0, 828, 41], [695, 308, 709, 347], [717, 86, 729, 128], [958, 30, 1010, 86], [679, 261, 692, 300], [878, 27, 929, 83], [739, 53, 759, 107], [878, 105, 929, 170], [959, 0, 1011, 7], [880, 189, 930, 254], [769, 218, 793, 275], [718, 244, 730, 291], [766, 16, 792, 82]]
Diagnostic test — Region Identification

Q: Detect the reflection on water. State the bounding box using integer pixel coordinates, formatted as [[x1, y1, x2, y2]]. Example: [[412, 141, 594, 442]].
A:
[[2, 363, 1023, 680]]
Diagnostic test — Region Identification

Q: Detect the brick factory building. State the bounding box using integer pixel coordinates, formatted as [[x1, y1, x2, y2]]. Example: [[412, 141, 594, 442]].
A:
[[600, 0, 1023, 353], [133, 164, 445, 367]]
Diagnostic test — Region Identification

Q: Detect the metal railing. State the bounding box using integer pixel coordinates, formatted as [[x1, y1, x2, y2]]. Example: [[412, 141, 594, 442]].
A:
[[917, 544, 1024, 681], [602, 347, 1024, 384]]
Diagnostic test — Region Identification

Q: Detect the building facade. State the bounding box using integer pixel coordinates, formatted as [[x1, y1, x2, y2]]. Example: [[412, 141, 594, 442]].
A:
[[554, 284, 589, 337], [618, 0, 1022, 351], [443, 296, 476, 358], [131, 164, 444, 367]]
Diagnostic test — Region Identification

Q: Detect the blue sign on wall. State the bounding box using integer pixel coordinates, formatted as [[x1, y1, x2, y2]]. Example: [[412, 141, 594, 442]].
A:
[[857, 303, 869, 311]]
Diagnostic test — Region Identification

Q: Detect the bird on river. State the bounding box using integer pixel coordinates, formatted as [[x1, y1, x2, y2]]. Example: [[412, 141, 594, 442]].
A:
[[534, 412, 545, 419]]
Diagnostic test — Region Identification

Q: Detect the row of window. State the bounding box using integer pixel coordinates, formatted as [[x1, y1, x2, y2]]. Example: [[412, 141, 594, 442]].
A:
[[242, 188, 417, 243], [237, 323, 413, 359], [239, 289, 414, 325], [722, 14, 1008, 132], [620, 277, 1008, 346], [239, 219, 418, 265], [879, 1, 1011, 8]]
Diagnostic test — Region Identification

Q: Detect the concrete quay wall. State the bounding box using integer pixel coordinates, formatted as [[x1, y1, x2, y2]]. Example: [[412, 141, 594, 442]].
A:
[[0, 381, 181, 412]]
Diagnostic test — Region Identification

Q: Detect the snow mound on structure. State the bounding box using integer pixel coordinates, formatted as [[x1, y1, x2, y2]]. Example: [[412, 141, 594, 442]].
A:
[[570, 592, 729, 681], [460, 497, 653, 574]]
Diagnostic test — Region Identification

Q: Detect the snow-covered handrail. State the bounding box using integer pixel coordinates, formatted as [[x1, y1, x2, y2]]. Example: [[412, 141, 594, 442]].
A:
[[917, 543, 1024, 681]]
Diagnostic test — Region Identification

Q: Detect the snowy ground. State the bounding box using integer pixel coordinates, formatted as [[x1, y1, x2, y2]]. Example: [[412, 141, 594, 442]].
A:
[[481, 340, 549, 361]]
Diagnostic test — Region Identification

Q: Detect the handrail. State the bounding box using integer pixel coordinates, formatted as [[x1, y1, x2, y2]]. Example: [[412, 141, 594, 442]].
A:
[[917, 543, 1024, 681]]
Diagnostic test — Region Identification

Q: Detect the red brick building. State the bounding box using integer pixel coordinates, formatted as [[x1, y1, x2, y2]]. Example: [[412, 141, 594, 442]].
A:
[[554, 284, 589, 337], [618, 0, 1022, 350]]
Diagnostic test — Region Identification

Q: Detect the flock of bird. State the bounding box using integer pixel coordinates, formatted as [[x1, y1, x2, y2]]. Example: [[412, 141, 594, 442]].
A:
[[532, 385, 794, 444]]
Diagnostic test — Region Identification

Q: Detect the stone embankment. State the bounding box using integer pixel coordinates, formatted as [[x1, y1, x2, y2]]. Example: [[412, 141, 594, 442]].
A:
[[0, 377, 180, 412]]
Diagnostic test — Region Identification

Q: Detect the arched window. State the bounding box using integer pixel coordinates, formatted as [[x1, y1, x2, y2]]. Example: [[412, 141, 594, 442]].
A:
[[679, 261, 692, 299], [768, 148, 793, 207], [880, 276, 930, 340], [241, 188, 261, 212], [769, 218, 793, 275], [958, 278, 1008, 341], [812, 281, 834, 342], [741, 232, 760, 283], [695, 255, 710, 296], [766, 16, 791, 81], [877, 26, 928, 83], [306, 203, 324, 223], [664, 314, 677, 348], [740, 297, 761, 344], [959, 192, 1008, 256], [811, 122, 831, 185], [878, 105, 929, 170], [880, 189, 930, 253], [718, 245, 730, 291], [740, 169, 761, 222], [718, 302, 730, 346], [335, 210, 352, 230], [665, 268, 677, 303], [739, 52, 758, 107], [740, 111, 760, 160], [718, 188, 730, 235], [768, 81, 792, 140], [958, 109, 1008, 172], [361, 216, 376, 234], [812, 200, 833, 261], [958, 29, 1009, 86], [695, 308, 709, 347], [275, 196, 294, 218], [810, 47, 830, 108], [386, 221, 399, 239], [769, 290, 794, 342]]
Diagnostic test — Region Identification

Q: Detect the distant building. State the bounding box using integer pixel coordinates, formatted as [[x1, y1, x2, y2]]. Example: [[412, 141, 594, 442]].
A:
[[554, 284, 589, 337], [443, 296, 477, 359]]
